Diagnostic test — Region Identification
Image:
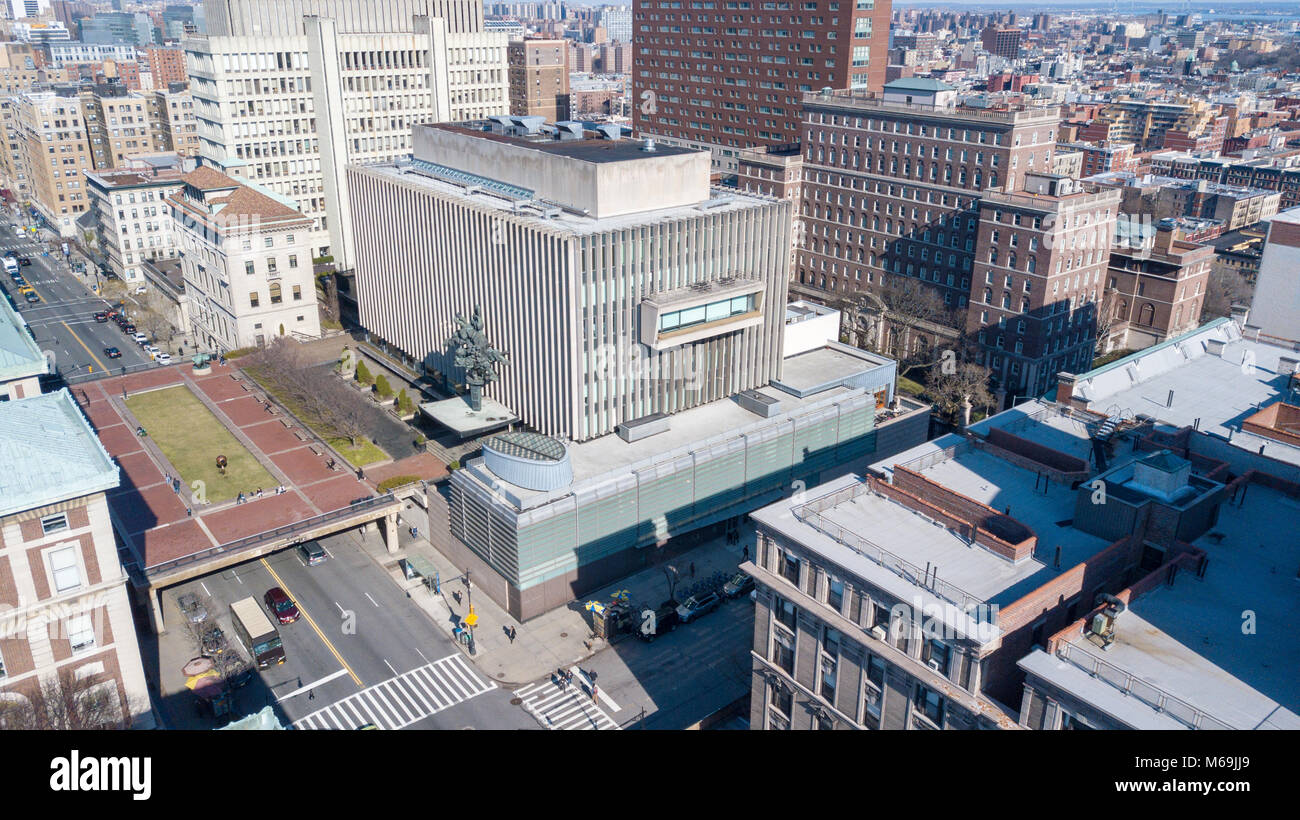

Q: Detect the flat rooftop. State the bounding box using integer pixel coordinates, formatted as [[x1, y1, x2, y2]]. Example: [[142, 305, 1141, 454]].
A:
[[1069, 319, 1300, 468], [1022, 483, 1300, 730], [364, 161, 769, 234], [965, 398, 1099, 463], [468, 380, 862, 510], [773, 345, 892, 397], [0, 389, 119, 518], [427, 121, 696, 164]]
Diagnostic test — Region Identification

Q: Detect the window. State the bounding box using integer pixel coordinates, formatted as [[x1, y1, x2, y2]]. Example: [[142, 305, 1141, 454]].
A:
[[269, 283, 282, 304], [267, 257, 277, 273], [772, 628, 795, 674], [249, 292, 259, 308], [264, 236, 274, 248], [914, 684, 945, 726], [49, 545, 81, 593], [827, 578, 844, 611], [780, 552, 800, 585], [288, 254, 298, 269], [775, 596, 797, 632], [863, 654, 885, 723], [923, 639, 950, 676], [41, 512, 69, 535], [820, 628, 840, 701], [67, 614, 95, 653], [292, 285, 302, 301], [771, 682, 793, 717], [245, 261, 255, 275]]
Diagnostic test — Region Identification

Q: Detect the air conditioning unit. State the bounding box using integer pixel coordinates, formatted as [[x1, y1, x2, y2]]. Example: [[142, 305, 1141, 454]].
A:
[[869, 625, 888, 641], [926, 658, 943, 672]]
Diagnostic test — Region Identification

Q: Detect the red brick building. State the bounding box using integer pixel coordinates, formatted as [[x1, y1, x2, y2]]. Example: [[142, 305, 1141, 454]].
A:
[[143, 46, 187, 88], [633, 0, 892, 172], [1100, 223, 1214, 353]]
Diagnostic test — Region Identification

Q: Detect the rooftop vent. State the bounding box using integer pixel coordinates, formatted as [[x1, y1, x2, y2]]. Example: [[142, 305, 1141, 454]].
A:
[[642, 138, 656, 151], [595, 123, 623, 141]]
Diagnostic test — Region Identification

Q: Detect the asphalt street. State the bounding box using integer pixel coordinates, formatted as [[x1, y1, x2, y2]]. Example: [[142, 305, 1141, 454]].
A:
[[160, 529, 535, 730], [0, 214, 154, 381]]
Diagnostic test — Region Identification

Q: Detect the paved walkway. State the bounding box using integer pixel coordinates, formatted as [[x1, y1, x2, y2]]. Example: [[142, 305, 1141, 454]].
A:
[[76, 362, 374, 568]]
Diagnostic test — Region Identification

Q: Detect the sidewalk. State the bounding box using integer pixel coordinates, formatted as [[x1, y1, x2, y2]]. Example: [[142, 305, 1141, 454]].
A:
[[352, 497, 752, 689]]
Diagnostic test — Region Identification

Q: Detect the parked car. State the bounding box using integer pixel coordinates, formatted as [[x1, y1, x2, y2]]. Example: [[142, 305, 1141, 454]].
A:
[[122, 322, 136, 334], [155, 352, 172, 365], [297, 541, 327, 566], [143, 344, 159, 355], [104, 346, 121, 359], [201, 625, 227, 655], [17, 256, 30, 266], [23, 291, 38, 303], [11, 276, 24, 286], [675, 592, 721, 624], [132, 332, 148, 345], [133, 285, 147, 294], [721, 572, 754, 599], [263, 587, 300, 624], [94, 311, 108, 322], [178, 592, 207, 623]]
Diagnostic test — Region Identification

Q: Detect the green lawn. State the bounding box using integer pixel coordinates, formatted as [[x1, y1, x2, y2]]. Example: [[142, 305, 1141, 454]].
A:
[[327, 436, 388, 468], [896, 375, 927, 398], [126, 386, 275, 504], [243, 365, 390, 468]]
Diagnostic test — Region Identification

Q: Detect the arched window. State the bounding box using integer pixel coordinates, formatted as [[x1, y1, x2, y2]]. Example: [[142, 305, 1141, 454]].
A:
[[1026, 257, 1036, 273], [1139, 302, 1156, 326], [269, 282, 282, 304]]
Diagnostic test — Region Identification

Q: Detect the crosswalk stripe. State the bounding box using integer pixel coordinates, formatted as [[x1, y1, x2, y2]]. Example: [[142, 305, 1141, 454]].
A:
[[513, 680, 620, 730], [293, 655, 496, 730]]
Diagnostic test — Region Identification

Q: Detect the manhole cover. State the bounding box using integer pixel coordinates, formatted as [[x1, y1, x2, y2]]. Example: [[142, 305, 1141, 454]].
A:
[[510, 697, 522, 705], [560, 632, 568, 638]]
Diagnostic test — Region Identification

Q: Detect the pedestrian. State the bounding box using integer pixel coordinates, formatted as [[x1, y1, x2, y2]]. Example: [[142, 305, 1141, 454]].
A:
[[690, 561, 695, 578], [510, 625, 517, 643], [591, 684, 599, 704], [743, 545, 750, 562], [186, 507, 192, 517]]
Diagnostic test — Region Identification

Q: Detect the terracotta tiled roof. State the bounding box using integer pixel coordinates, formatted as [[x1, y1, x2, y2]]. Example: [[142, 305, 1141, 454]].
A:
[[172, 166, 309, 227]]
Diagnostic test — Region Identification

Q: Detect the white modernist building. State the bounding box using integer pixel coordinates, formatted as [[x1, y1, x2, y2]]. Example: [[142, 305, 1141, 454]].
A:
[[348, 117, 793, 443], [184, 0, 510, 267], [169, 165, 320, 351]]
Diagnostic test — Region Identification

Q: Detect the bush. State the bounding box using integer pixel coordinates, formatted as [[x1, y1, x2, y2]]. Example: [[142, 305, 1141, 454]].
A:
[[312, 255, 335, 265], [224, 347, 259, 360], [355, 360, 374, 386], [375, 374, 393, 400], [396, 389, 415, 415], [321, 318, 344, 331], [448, 460, 460, 470], [377, 475, 421, 493], [414, 434, 427, 446]]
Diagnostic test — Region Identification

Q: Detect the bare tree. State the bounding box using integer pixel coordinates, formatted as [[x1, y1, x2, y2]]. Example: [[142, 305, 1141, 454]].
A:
[[0, 668, 138, 730], [877, 282, 961, 367], [247, 339, 374, 447], [1201, 266, 1253, 322], [1093, 287, 1123, 354], [927, 361, 995, 427], [134, 292, 177, 345]]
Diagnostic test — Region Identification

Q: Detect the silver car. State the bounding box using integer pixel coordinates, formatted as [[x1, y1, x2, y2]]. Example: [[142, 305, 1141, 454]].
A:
[[178, 592, 207, 623]]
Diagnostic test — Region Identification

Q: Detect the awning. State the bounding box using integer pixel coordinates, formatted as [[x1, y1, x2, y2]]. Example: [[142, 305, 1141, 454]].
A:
[[403, 554, 439, 578]]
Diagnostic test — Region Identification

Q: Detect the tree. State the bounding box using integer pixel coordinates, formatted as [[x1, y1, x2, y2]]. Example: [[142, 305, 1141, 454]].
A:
[[1202, 266, 1253, 322], [135, 292, 177, 343], [396, 389, 414, 415], [246, 339, 374, 447], [355, 359, 374, 387], [374, 374, 393, 400], [1093, 287, 1123, 355], [877, 282, 962, 374], [0, 668, 139, 730], [927, 361, 995, 427]]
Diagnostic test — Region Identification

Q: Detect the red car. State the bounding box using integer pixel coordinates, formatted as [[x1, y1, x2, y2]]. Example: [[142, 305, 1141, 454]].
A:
[[263, 587, 300, 624]]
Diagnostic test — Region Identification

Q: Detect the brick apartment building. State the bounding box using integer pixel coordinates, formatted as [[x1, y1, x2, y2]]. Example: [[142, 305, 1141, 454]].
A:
[[143, 45, 187, 87], [508, 38, 570, 123], [1058, 140, 1136, 177], [967, 174, 1121, 404], [789, 79, 1064, 374], [632, 0, 893, 172], [980, 26, 1022, 61], [1100, 222, 1213, 353]]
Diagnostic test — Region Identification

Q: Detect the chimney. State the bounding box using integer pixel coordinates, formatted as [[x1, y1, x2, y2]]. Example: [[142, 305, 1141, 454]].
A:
[[1054, 372, 1078, 405], [1229, 303, 1249, 328], [1277, 356, 1299, 376], [1152, 224, 1180, 256]]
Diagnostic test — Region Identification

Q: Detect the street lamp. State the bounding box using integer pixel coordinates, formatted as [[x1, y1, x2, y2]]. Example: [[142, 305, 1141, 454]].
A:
[[121, 367, 127, 401]]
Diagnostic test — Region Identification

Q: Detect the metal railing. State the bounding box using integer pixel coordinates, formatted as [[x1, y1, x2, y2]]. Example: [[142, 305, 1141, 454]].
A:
[[143, 492, 400, 579], [1056, 641, 1233, 730], [803, 89, 1060, 123], [792, 483, 990, 619]]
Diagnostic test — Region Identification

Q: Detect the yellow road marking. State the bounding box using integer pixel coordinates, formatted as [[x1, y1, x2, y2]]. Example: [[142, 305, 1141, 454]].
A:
[[62, 320, 108, 373], [260, 558, 363, 687]]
